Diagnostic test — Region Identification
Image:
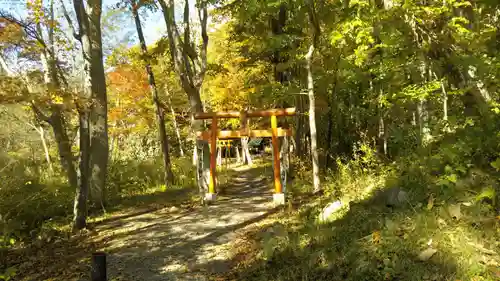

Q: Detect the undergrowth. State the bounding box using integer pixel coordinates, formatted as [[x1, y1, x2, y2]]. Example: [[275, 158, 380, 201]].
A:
[[227, 117, 500, 281], [0, 156, 197, 248]]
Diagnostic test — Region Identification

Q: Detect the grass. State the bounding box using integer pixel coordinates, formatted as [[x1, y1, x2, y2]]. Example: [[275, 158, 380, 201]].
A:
[[0, 155, 203, 280], [0, 156, 200, 246], [221, 148, 500, 281]]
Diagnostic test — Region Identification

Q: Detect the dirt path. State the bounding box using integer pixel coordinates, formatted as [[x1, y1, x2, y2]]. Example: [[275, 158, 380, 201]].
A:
[[93, 166, 277, 280]]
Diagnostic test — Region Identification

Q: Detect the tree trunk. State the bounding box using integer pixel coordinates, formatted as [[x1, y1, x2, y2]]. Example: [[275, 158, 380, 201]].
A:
[[378, 116, 387, 156], [440, 81, 448, 122], [306, 45, 320, 192], [280, 136, 290, 192], [467, 65, 491, 109], [294, 95, 304, 157], [305, 0, 321, 192], [73, 108, 90, 231], [324, 59, 339, 167], [37, 126, 53, 172], [169, 103, 184, 157], [235, 144, 241, 163], [241, 144, 246, 164], [133, 3, 174, 185], [241, 137, 252, 166], [50, 109, 78, 188], [418, 61, 430, 145], [159, 0, 210, 196], [325, 99, 333, 167], [417, 99, 430, 145], [72, 0, 109, 208], [432, 72, 448, 122], [217, 146, 222, 166]]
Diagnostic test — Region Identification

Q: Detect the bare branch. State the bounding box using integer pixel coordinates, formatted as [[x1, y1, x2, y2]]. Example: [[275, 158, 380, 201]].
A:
[[58, 0, 81, 41], [0, 10, 48, 49], [194, 0, 208, 88]]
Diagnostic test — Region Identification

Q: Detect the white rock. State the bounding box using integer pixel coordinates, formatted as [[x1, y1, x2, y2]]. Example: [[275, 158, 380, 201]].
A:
[[448, 204, 462, 220], [319, 200, 343, 222], [397, 190, 408, 203], [418, 248, 437, 261]]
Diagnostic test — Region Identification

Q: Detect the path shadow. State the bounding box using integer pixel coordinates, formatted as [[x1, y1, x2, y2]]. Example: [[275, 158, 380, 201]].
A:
[[90, 165, 280, 280], [91, 187, 196, 228]]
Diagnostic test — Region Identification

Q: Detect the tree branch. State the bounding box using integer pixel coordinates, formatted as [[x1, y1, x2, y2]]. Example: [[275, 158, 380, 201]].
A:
[[306, 0, 320, 47], [194, 0, 208, 88], [31, 102, 51, 123], [58, 0, 82, 41], [0, 10, 48, 49]]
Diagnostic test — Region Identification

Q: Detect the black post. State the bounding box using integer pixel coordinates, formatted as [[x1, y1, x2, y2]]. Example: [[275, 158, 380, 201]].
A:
[[91, 252, 107, 281]]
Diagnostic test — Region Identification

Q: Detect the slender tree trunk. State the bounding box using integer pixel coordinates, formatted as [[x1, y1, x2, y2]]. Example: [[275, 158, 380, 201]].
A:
[[38, 27, 79, 187], [169, 103, 184, 157], [379, 116, 387, 156], [416, 60, 430, 146], [192, 138, 197, 166], [280, 136, 290, 192], [306, 45, 320, 192], [241, 145, 245, 162], [417, 99, 430, 145], [49, 109, 78, 188], [235, 144, 241, 163], [324, 58, 339, 167], [325, 99, 333, 167], [37, 126, 53, 172], [432, 72, 448, 122], [440, 81, 448, 122], [73, 108, 90, 231], [217, 146, 222, 166], [191, 99, 211, 195], [294, 95, 304, 157], [241, 137, 252, 166], [305, 0, 321, 192], [133, 3, 174, 185]]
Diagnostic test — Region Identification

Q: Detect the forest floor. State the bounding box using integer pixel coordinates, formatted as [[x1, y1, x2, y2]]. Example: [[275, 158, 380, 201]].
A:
[[6, 163, 282, 281], [6, 160, 498, 280], [94, 164, 279, 281]]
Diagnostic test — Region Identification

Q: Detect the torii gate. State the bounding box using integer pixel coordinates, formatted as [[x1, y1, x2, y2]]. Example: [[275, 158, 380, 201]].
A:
[[194, 108, 296, 204]]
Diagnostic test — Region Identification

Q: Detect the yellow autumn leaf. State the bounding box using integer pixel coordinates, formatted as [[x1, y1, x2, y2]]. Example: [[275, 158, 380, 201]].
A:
[[51, 94, 64, 104], [372, 231, 381, 244]]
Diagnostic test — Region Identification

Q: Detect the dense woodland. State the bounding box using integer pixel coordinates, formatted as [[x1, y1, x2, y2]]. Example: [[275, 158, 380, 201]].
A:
[[1, 0, 499, 280]]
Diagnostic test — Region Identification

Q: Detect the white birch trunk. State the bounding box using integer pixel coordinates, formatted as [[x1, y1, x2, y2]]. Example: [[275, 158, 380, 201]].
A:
[[306, 45, 320, 192]]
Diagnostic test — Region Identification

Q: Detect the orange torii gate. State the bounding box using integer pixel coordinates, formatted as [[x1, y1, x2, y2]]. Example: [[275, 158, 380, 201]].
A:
[[194, 108, 295, 204]]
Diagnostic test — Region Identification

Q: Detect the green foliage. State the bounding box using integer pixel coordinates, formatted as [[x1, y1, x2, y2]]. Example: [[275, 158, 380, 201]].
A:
[[0, 266, 16, 281], [228, 116, 500, 280]]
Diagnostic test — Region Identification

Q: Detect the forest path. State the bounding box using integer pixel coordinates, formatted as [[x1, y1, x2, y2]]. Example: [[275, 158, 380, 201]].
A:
[[93, 165, 277, 281]]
